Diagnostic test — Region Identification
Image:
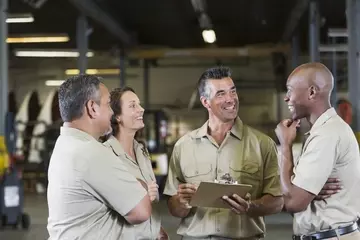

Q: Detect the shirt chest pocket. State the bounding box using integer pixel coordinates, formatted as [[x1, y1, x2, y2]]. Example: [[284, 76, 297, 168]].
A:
[[229, 162, 261, 187], [183, 164, 213, 185]]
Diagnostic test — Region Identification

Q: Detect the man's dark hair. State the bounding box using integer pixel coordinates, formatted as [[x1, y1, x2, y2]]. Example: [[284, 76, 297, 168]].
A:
[[109, 86, 135, 136], [58, 74, 102, 122], [197, 66, 232, 99]]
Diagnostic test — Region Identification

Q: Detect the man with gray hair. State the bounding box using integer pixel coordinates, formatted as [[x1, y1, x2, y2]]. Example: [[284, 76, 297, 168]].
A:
[[163, 66, 284, 239], [47, 75, 152, 240]]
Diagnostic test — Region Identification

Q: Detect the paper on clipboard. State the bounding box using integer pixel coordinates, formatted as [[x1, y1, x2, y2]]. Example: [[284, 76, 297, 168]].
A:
[[189, 181, 252, 209]]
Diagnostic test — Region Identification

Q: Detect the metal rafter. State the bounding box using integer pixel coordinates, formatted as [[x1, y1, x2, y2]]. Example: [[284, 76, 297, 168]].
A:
[[68, 0, 135, 47], [280, 0, 310, 42]]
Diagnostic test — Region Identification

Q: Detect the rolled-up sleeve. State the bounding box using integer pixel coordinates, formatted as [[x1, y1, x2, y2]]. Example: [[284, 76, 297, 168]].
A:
[[163, 143, 183, 197], [292, 134, 338, 195]]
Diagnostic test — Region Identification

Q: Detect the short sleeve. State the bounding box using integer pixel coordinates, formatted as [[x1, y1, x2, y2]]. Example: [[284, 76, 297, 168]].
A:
[[292, 134, 338, 195], [262, 138, 282, 197], [83, 148, 147, 216], [163, 143, 183, 196]]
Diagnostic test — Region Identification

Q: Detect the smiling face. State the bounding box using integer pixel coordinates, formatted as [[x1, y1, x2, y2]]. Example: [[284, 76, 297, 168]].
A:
[[201, 77, 239, 122], [284, 74, 312, 120], [118, 91, 145, 131]]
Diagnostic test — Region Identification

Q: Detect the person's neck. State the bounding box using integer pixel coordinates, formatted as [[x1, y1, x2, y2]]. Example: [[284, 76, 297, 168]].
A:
[[208, 116, 235, 144], [115, 128, 136, 156], [306, 103, 331, 126], [64, 120, 100, 140]]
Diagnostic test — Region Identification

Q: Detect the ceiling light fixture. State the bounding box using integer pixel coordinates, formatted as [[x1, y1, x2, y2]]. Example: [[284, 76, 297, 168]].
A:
[[45, 80, 65, 86], [14, 49, 94, 57], [65, 69, 120, 75], [202, 29, 216, 44], [7, 34, 69, 43], [6, 13, 34, 23]]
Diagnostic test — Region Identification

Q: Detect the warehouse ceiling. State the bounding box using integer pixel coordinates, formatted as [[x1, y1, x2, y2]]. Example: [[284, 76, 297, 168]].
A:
[[8, 0, 346, 52]]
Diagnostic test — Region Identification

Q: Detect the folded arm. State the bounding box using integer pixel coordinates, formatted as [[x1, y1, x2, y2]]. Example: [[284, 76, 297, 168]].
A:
[[279, 135, 338, 213], [84, 152, 152, 224], [279, 145, 315, 213]]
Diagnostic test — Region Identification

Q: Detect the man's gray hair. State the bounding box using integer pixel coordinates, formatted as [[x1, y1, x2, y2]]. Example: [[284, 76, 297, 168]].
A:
[[58, 74, 102, 122], [197, 66, 232, 99]]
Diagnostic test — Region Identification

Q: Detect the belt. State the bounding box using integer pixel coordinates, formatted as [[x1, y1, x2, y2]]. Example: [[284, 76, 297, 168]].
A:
[[292, 222, 358, 240]]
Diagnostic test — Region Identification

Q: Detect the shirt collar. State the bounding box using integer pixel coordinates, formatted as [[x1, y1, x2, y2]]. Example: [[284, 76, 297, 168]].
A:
[[106, 135, 125, 156], [305, 107, 337, 135], [105, 135, 148, 158], [193, 117, 243, 140], [60, 126, 96, 141]]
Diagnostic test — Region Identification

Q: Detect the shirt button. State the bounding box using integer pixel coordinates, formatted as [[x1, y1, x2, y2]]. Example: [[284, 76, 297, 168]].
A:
[[195, 170, 199, 174], [217, 228, 220, 232], [218, 169, 222, 174]]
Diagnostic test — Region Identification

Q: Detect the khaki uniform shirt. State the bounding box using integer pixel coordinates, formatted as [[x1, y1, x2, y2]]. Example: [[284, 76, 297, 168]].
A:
[[47, 127, 147, 240], [163, 117, 282, 239], [292, 108, 360, 235], [104, 136, 161, 240]]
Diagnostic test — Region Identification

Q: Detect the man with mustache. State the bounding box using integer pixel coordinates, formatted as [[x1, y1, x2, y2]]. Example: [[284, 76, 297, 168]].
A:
[[275, 62, 360, 240], [163, 66, 284, 239]]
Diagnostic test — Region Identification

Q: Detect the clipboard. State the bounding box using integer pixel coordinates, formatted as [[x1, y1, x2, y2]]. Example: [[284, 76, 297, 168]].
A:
[[189, 181, 252, 209]]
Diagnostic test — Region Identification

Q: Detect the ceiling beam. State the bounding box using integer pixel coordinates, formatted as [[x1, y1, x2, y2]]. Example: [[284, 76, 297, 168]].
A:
[[129, 44, 290, 59], [280, 0, 310, 42], [68, 0, 134, 47], [328, 28, 348, 38], [319, 44, 348, 52]]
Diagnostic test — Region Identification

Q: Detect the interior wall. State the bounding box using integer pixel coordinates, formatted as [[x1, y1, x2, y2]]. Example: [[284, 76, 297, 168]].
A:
[[9, 59, 276, 114], [9, 56, 350, 143]]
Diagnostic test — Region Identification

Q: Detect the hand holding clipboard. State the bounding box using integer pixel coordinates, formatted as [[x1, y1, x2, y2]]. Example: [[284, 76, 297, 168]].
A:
[[189, 181, 252, 209], [176, 173, 252, 211], [176, 174, 252, 211]]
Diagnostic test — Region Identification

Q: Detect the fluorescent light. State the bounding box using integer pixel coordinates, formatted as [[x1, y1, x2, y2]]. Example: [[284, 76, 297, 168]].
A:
[[7, 34, 69, 43], [65, 69, 120, 75], [14, 50, 94, 58], [328, 28, 348, 38], [45, 80, 65, 86], [202, 29, 216, 44], [6, 14, 34, 23]]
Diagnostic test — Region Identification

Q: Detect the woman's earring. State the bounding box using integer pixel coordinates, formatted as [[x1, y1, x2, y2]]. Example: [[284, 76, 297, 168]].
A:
[[116, 116, 122, 125]]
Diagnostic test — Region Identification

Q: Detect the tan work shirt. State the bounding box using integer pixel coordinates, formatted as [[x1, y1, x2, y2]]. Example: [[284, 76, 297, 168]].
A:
[[292, 108, 360, 235], [163, 117, 282, 239], [104, 136, 161, 240], [47, 127, 147, 240]]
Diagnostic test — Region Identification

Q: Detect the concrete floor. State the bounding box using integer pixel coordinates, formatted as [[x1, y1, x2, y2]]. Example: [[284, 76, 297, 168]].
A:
[[0, 194, 294, 240]]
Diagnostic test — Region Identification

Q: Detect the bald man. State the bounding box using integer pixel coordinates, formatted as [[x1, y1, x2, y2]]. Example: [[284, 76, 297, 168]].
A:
[[275, 62, 360, 240]]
